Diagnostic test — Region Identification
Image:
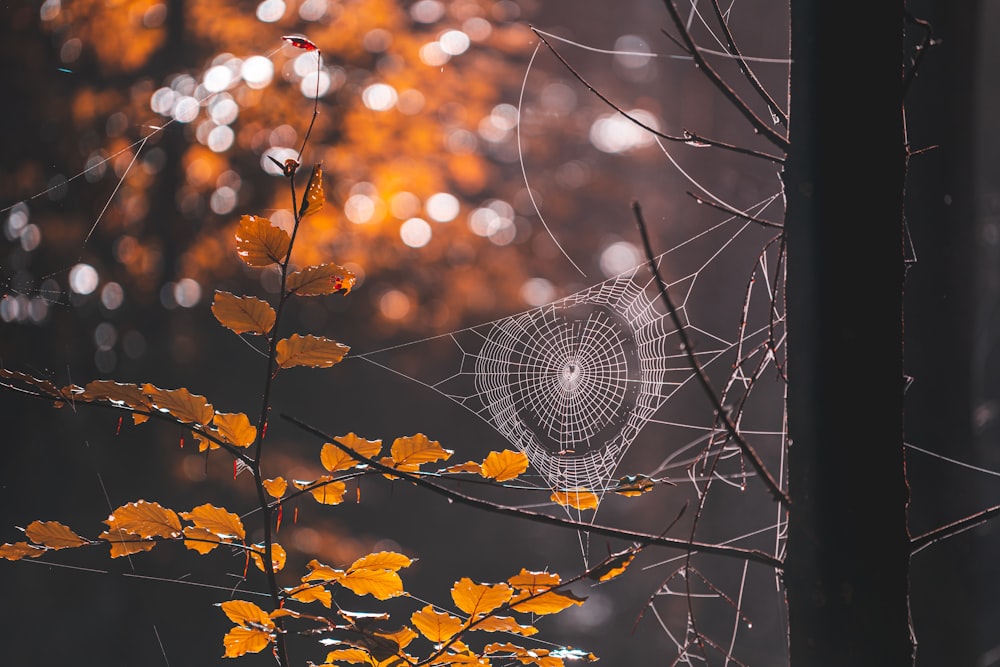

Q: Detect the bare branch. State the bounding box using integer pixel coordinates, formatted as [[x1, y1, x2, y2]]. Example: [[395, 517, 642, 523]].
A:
[[910, 504, 1000, 555]]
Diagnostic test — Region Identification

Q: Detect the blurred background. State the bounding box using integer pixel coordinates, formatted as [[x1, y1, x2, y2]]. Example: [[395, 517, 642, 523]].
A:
[[0, 0, 995, 665]]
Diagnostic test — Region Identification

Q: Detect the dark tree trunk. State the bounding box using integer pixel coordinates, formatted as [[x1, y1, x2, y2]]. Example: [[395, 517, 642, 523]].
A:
[[784, 3, 912, 666]]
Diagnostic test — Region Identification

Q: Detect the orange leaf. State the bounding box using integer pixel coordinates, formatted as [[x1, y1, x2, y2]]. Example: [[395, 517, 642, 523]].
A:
[[287, 262, 356, 296], [507, 569, 561, 594], [588, 548, 636, 582], [98, 529, 157, 558], [323, 648, 374, 664], [411, 605, 464, 643], [222, 626, 273, 658], [0, 542, 46, 560], [80, 380, 150, 423], [549, 489, 599, 511], [263, 477, 287, 499], [338, 568, 405, 600], [298, 163, 325, 217], [302, 558, 342, 583], [276, 334, 350, 369], [509, 589, 585, 615], [287, 583, 332, 607], [472, 615, 538, 636], [213, 411, 257, 448], [106, 500, 181, 539], [182, 526, 221, 554], [451, 578, 512, 618], [301, 477, 346, 505], [390, 434, 453, 469], [143, 385, 214, 425], [211, 291, 275, 335], [180, 503, 246, 541], [480, 450, 529, 482], [250, 542, 287, 573], [349, 551, 413, 572], [321, 434, 382, 472], [377, 626, 418, 650], [444, 461, 483, 474], [235, 214, 290, 267], [219, 599, 275, 629], [25, 520, 87, 549]]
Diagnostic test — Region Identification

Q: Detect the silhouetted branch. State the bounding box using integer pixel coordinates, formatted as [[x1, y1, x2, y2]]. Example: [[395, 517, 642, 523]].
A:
[[911, 504, 1000, 554]]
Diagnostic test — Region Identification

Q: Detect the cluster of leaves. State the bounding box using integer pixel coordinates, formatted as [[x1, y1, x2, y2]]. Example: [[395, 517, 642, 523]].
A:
[[0, 147, 644, 665]]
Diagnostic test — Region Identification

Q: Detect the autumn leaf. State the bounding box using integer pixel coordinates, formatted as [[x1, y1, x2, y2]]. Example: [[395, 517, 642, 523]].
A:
[[377, 626, 418, 650], [235, 214, 290, 267], [302, 558, 341, 583], [451, 578, 512, 619], [320, 434, 382, 472], [587, 548, 636, 582], [484, 643, 564, 667], [143, 385, 214, 425], [276, 334, 349, 369], [480, 450, 529, 482], [349, 551, 413, 572], [182, 526, 221, 554], [180, 504, 246, 541], [98, 529, 157, 558], [473, 615, 538, 636], [286, 583, 332, 607], [389, 434, 453, 471], [106, 500, 182, 539], [0, 367, 62, 399], [292, 476, 347, 505], [25, 520, 88, 549], [507, 569, 561, 594], [549, 488, 599, 511], [211, 291, 276, 336], [443, 461, 483, 474], [220, 599, 275, 629], [509, 589, 585, 615], [322, 648, 373, 665], [612, 474, 656, 497], [263, 477, 287, 499], [337, 568, 405, 600], [298, 163, 326, 217], [287, 262, 355, 296], [80, 380, 150, 423], [222, 626, 273, 658], [250, 542, 287, 573], [213, 411, 257, 448], [411, 605, 464, 642], [0, 542, 46, 560]]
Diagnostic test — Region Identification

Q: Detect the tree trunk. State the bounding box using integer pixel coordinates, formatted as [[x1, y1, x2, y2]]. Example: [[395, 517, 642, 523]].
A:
[[784, 3, 912, 665]]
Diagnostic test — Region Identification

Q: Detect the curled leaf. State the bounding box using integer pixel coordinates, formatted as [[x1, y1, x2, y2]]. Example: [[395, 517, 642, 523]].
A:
[[282, 34, 318, 51], [250, 542, 287, 573], [298, 163, 325, 217], [612, 474, 657, 497], [276, 334, 349, 369], [211, 291, 276, 335], [287, 262, 355, 296], [587, 548, 637, 582], [235, 214, 290, 268], [473, 615, 538, 636], [286, 583, 332, 607]]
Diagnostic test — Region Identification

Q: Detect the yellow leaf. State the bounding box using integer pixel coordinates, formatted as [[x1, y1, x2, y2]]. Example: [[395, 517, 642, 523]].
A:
[[411, 605, 464, 643], [193, 430, 218, 452], [263, 477, 287, 499], [220, 599, 275, 629], [323, 648, 374, 664], [250, 542, 287, 573], [276, 334, 350, 369], [287, 583, 332, 607], [376, 626, 418, 650], [349, 551, 413, 572], [143, 385, 214, 425], [98, 529, 157, 558], [444, 461, 483, 474], [222, 626, 273, 658], [390, 434, 453, 469], [307, 477, 346, 505], [507, 569, 561, 593], [298, 163, 326, 217], [180, 504, 246, 541], [25, 520, 87, 549], [287, 263, 355, 296], [612, 474, 656, 497], [211, 291, 276, 335], [0, 541, 46, 560], [509, 590, 585, 615], [451, 578, 512, 618], [549, 489, 599, 511], [322, 434, 382, 472], [235, 214, 290, 267], [588, 548, 636, 582], [339, 568, 405, 600], [336, 433, 382, 458], [182, 526, 221, 554], [472, 616, 538, 636], [213, 411, 257, 448], [480, 450, 529, 482], [106, 500, 182, 539], [80, 380, 150, 424]]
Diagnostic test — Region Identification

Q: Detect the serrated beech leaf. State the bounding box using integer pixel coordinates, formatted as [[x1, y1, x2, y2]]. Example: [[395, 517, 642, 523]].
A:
[[411, 605, 463, 642], [550, 488, 599, 511], [298, 163, 325, 217], [182, 526, 221, 554], [235, 214, 290, 267], [220, 599, 275, 629], [322, 433, 381, 471], [507, 569, 561, 593], [180, 504, 246, 541], [223, 626, 273, 658], [212, 291, 276, 335], [480, 450, 529, 482], [473, 615, 538, 636], [338, 568, 405, 600], [213, 411, 257, 448], [106, 500, 182, 539], [510, 589, 585, 615], [98, 530, 157, 558], [276, 334, 349, 369], [80, 380, 150, 423], [25, 520, 88, 549], [0, 542, 46, 560], [389, 434, 453, 469], [287, 262, 355, 296], [451, 578, 512, 618], [250, 542, 286, 573], [143, 385, 214, 425], [302, 477, 346, 505], [287, 583, 332, 607], [349, 551, 413, 572]]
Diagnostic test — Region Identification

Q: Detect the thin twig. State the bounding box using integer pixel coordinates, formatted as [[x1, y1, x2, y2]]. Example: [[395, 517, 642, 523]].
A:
[[910, 504, 1000, 554], [684, 191, 783, 228], [632, 201, 789, 506], [281, 413, 783, 569]]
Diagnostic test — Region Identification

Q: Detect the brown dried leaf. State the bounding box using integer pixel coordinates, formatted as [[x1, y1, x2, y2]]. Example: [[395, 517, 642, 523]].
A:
[[276, 334, 349, 369], [298, 163, 325, 217], [287, 263, 355, 296], [180, 503, 246, 541], [143, 385, 214, 425], [235, 214, 290, 267], [25, 520, 88, 549], [211, 291, 275, 335], [106, 500, 181, 539], [0, 542, 46, 560]]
